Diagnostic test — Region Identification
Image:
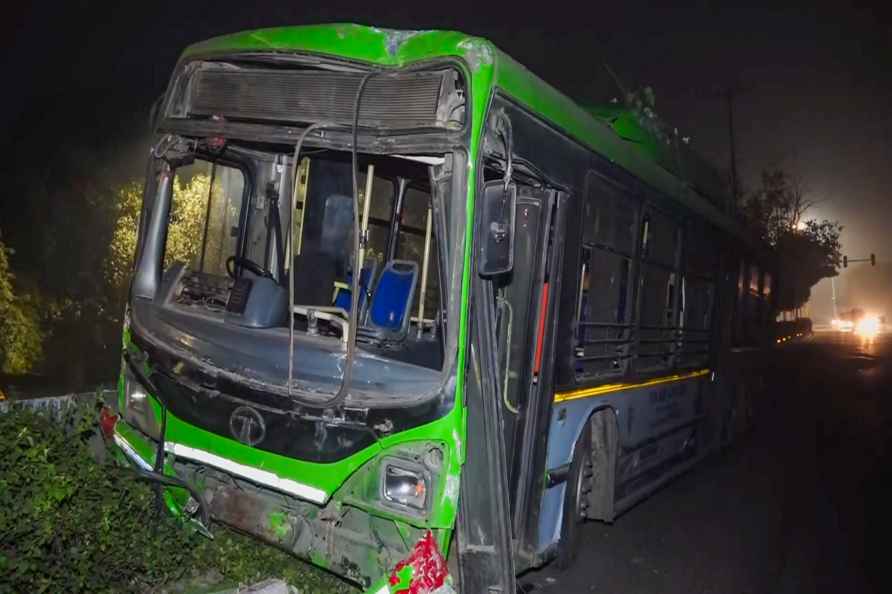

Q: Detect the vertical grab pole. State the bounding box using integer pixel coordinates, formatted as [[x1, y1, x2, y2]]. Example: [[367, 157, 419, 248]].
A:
[[358, 164, 374, 272], [416, 205, 433, 338]]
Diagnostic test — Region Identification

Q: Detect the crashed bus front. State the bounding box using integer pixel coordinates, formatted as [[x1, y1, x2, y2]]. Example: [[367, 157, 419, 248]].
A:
[[110, 25, 479, 591]]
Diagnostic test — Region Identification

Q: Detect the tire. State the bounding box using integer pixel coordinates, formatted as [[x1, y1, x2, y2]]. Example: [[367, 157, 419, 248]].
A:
[[556, 423, 593, 569]]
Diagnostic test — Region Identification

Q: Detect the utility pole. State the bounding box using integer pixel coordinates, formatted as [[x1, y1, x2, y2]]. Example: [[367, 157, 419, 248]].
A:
[[831, 276, 838, 320], [709, 81, 751, 210], [725, 87, 740, 205]]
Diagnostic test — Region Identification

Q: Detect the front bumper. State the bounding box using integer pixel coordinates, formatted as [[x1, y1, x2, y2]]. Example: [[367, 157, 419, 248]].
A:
[[108, 414, 457, 590]]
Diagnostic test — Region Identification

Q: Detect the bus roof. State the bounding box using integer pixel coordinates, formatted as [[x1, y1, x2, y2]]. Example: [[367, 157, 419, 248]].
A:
[[182, 24, 752, 243]]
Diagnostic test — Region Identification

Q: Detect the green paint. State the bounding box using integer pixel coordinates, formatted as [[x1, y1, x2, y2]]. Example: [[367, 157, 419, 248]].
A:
[[163, 405, 462, 527], [114, 419, 156, 464], [267, 511, 290, 540], [393, 564, 414, 591], [308, 550, 329, 569]]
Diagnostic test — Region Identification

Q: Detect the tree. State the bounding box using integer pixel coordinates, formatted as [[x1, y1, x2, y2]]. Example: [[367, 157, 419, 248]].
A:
[[104, 180, 143, 295], [0, 119, 149, 388], [0, 232, 45, 374], [105, 173, 214, 294], [742, 169, 842, 311]]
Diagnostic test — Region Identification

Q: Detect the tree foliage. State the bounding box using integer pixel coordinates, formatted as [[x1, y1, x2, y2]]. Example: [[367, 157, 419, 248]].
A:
[[742, 169, 842, 310], [0, 234, 45, 374], [105, 173, 216, 294], [104, 181, 144, 295]]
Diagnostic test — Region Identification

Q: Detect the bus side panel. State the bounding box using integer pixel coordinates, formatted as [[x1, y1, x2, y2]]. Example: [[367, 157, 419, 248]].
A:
[[537, 374, 710, 553]]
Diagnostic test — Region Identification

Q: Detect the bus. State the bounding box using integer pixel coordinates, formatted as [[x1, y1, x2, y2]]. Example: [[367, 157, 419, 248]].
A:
[[106, 24, 777, 593]]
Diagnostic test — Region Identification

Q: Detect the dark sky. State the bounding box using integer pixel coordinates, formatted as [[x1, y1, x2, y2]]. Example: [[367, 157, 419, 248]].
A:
[[2, 1, 890, 313]]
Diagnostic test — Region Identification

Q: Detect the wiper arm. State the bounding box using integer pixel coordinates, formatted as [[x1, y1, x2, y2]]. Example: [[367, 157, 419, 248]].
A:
[[287, 72, 380, 411], [330, 72, 377, 408]]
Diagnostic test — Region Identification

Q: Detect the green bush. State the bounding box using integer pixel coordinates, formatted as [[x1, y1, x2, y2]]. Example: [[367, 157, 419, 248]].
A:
[[0, 403, 356, 594]]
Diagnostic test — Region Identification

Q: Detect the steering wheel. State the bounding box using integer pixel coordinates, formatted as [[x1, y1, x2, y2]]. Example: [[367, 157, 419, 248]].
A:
[[226, 256, 274, 280]]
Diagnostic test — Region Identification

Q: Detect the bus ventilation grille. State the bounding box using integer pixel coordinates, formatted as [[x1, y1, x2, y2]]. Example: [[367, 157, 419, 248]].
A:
[[183, 67, 455, 130]]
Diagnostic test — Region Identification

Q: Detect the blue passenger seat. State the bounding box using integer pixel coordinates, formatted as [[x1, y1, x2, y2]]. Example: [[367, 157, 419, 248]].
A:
[[333, 260, 378, 321], [360, 260, 418, 342]]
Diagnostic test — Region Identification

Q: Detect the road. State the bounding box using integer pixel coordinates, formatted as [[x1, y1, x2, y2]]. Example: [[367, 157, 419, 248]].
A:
[[518, 331, 889, 594]]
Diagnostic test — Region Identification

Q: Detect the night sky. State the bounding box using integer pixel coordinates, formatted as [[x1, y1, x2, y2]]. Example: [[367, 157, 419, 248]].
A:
[[2, 1, 890, 317]]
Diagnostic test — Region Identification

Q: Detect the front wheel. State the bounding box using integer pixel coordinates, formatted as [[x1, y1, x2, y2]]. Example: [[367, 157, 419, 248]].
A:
[[556, 424, 593, 569]]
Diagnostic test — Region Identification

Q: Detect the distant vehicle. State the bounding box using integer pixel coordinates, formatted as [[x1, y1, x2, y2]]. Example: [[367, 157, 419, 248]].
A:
[[832, 308, 883, 337], [832, 308, 863, 332]]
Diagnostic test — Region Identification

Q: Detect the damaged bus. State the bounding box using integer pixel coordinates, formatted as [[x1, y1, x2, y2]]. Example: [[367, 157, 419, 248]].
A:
[[106, 24, 776, 593]]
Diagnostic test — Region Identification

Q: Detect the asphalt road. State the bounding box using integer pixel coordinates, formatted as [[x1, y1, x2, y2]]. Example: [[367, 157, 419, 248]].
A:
[[518, 330, 890, 594]]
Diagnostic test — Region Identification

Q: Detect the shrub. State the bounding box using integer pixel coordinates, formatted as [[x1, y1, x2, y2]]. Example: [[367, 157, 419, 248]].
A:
[[0, 403, 355, 593]]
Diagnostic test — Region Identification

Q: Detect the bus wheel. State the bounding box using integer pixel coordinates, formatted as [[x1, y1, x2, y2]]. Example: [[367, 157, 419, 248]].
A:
[[556, 423, 593, 569]]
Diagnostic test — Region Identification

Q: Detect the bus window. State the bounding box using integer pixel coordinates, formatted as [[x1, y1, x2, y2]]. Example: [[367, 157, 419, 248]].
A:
[[678, 225, 716, 368], [583, 174, 637, 254], [636, 208, 682, 371], [732, 258, 746, 346], [575, 174, 637, 379], [747, 264, 761, 343], [396, 186, 441, 326], [164, 160, 246, 278], [762, 271, 773, 316], [749, 264, 760, 297], [576, 247, 633, 378], [357, 170, 394, 272]]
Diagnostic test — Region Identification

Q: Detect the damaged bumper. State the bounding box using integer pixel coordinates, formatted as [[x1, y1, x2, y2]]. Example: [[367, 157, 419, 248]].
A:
[[107, 410, 461, 591]]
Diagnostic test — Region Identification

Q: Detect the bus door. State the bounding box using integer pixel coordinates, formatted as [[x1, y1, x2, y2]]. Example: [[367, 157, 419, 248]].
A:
[[493, 185, 558, 526]]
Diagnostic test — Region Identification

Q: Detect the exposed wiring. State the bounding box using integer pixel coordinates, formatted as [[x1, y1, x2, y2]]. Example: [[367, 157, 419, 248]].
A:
[[330, 71, 377, 409], [151, 134, 177, 159], [132, 465, 211, 536], [497, 294, 518, 414], [495, 110, 513, 188]]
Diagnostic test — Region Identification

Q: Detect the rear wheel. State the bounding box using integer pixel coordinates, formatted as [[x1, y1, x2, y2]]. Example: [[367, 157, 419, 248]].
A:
[[556, 424, 593, 569]]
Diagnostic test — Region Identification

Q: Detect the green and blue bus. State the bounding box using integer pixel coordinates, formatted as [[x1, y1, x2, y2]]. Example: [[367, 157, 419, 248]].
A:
[[108, 24, 777, 593]]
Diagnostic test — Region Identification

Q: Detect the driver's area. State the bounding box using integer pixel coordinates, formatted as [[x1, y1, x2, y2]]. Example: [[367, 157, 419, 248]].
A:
[[155, 144, 446, 372]]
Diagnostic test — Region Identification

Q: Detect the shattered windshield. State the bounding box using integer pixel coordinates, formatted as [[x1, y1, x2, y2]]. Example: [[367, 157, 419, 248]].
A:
[[163, 160, 245, 280], [157, 147, 446, 372]]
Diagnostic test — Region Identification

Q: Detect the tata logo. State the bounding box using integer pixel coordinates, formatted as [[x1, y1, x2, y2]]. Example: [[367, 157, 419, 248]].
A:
[[229, 406, 266, 446]]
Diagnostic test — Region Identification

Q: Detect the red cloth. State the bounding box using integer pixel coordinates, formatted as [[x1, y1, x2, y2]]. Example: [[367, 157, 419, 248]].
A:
[[388, 531, 449, 594], [99, 406, 118, 439]]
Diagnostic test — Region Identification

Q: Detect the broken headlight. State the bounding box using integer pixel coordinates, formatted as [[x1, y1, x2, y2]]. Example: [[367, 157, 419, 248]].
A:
[[122, 368, 161, 440], [381, 459, 429, 512]]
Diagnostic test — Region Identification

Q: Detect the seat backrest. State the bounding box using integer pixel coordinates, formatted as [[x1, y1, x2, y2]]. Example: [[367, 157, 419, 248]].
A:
[[367, 260, 418, 338], [292, 246, 337, 307], [333, 259, 378, 316]]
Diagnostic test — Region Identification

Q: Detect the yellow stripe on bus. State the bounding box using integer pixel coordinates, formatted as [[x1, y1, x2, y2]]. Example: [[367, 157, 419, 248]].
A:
[[553, 368, 710, 403]]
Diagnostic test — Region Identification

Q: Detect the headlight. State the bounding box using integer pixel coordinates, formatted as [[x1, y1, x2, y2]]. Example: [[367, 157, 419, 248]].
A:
[[123, 367, 161, 440], [856, 315, 880, 338], [381, 459, 429, 513]]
